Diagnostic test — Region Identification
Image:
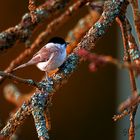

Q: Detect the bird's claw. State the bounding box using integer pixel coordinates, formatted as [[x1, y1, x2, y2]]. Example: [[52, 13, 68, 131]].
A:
[[45, 77, 53, 85]]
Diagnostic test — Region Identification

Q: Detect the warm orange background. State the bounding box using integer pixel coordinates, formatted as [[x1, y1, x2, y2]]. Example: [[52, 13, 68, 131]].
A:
[[0, 1, 117, 140]]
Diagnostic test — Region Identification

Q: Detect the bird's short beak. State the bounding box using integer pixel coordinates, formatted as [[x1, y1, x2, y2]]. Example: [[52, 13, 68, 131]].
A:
[[66, 42, 70, 45]]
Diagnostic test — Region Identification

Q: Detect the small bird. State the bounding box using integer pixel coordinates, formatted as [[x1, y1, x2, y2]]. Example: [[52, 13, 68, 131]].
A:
[[14, 37, 69, 81]]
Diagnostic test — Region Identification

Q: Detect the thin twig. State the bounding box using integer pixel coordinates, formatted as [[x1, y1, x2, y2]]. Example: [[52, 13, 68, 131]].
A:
[[113, 110, 130, 121], [0, 71, 42, 90]]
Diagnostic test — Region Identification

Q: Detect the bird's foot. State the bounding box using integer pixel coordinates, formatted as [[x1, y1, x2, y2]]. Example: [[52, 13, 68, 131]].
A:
[[45, 76, 53, 85]]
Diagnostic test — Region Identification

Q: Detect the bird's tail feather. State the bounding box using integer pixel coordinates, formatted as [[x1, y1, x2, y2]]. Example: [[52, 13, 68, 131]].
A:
[[13, 63, 28, 71]]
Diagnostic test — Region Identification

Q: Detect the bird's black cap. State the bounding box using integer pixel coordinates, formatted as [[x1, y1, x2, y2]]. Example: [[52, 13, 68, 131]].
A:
[[48, 37, 66, 45]]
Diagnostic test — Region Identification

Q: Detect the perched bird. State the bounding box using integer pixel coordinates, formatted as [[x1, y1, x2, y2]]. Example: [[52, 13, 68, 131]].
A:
[[14, 37, 69, 81]]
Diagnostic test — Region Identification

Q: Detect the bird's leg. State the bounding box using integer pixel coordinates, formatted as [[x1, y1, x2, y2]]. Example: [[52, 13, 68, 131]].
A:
[[45, 72, 49, 81], [45, 72, 52, 84]]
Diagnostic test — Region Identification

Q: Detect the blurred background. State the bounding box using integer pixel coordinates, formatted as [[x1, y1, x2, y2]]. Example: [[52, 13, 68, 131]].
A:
[[0, 0, 120, 140]]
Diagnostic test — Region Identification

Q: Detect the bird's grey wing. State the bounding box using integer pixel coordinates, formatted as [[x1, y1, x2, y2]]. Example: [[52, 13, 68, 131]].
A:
[[13, 47, 51, 71], [13, 44, 60, 71], [33, 46, 48, 57], [30, 43, 59, 64]]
